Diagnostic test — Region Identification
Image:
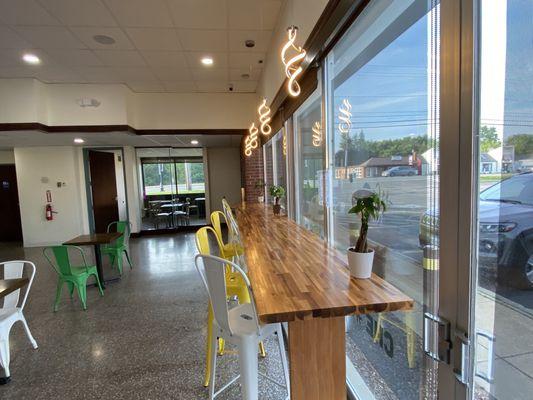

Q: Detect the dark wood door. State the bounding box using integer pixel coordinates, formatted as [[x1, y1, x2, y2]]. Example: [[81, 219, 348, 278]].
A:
[[88, 151, 119, 233], [0, 165, 22, 241]]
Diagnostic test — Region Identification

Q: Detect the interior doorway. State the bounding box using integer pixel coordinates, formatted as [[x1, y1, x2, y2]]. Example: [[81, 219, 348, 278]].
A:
[[85, 149, 128, 233], [0, 164, 22, 241]]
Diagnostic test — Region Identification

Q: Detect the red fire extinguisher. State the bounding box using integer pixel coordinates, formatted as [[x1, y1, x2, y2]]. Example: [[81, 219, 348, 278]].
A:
[[46, 204, 53, 221]]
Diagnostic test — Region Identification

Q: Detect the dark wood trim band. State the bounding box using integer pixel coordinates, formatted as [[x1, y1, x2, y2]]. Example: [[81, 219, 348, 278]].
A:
[[0, 123, 247, 136]]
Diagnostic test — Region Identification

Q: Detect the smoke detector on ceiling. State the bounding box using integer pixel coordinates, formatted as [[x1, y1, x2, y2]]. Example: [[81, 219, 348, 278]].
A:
[[76, 98, 101, 108]]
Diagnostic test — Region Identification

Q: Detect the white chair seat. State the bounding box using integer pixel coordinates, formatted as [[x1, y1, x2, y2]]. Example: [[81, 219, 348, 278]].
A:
[[0, 309, 20, 323], [220, 303, 277, 338]]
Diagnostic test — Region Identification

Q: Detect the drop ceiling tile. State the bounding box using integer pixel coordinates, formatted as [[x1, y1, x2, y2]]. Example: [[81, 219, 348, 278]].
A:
[[261, 0, 283, 30], [195, 81, 229, 93], [71, 27, 134, 49], [142, 51, 187, 67], [112, 66, 157, 81], [229, 68, 262, 81], [151, 67, 191, 81], [186, 52, 227, 69], [45, 49, 104, 66], [162, 81, 197, 92], [0, 27, 32, 49], [125, 28, 180, 51], [228, 52, 265, 68], [191, 68, 228, 82], [0, 66, 38, 78], [14, 26, 86, 49], [0, 0, 60, 26], [127, 81, 165, 92], [104, 0, 173, 27], [178, 29, 228, 52], [167, 0, 227, 30], [76, 66, 119, 82], [228, 30, 273, 53], [39, 0, 117, 27], [233, 80, 258, 92], [94, 50, 146, 66], [34, 65, 84, 83]]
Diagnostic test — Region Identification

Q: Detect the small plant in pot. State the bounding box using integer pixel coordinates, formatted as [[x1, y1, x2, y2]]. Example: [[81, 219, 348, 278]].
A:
[[255, 179, 266, 203], [269, 185, 285, 215], [347, 190, 386, 279]]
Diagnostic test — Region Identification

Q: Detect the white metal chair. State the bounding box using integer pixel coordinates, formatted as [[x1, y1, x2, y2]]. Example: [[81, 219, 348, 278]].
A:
[[194, 254, 289, 400], [0, 261, 38, 380]]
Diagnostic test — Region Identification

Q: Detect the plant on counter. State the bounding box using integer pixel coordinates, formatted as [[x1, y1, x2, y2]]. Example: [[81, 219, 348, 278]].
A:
[[347, 190, 386, 278], [255, 179, 266, 203], [269, 185, 285, 215]]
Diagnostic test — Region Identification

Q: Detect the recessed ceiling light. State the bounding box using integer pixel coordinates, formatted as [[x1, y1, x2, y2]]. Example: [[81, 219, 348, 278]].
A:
[[201, 57, 214, 66], [74, 138, 85, 144], [241, 73, 250, 79], [93, 34, 116, 45], [245, 39, 255, 48], [22, 53, 40, 65], [191, 140, 199, 145]]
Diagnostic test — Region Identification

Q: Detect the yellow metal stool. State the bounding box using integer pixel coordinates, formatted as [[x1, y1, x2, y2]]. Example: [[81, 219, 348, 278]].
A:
[[195, 226, 264, 388], [210, 210, 245, 261]]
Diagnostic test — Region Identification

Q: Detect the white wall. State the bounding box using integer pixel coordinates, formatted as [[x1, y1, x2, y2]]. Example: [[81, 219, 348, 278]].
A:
[[0, 149, 15, 164], [14, 146, 89, 247], [206, 147, 242, 212], [257, 0, 328, 102], [123, 146, 142, 233]]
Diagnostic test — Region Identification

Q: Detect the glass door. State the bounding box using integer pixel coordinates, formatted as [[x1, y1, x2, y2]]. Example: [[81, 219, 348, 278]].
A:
[[468, 1, 533, 398]]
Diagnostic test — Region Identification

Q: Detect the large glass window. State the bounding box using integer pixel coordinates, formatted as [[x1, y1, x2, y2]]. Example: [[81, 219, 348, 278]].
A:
[[294, 90, 325, 237], [137, 148, 207, 230], [471, 1, 533, 399], [326, 1, 440, 398], [264, 141, 274, 203]]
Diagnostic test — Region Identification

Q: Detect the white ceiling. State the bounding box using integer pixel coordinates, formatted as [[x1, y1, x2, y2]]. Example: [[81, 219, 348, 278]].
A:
[[0, 130, 243, 148], [0, 0, 283, 93]]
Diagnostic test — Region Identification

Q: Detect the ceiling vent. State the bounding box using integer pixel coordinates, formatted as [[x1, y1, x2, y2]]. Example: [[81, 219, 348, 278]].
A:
[[76, 98, 101, 108]]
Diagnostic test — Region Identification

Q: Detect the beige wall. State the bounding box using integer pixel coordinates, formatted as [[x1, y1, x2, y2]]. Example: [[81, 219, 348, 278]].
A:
[[14, 146, 89, 247], [0, 79, 257, 129], [0, 149, 15, 164], [206, 147, 242, 212], [258, 0, 328, 102]]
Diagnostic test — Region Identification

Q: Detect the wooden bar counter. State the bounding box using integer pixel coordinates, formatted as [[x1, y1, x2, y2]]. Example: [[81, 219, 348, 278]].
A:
[[235, 203, 413, 400]]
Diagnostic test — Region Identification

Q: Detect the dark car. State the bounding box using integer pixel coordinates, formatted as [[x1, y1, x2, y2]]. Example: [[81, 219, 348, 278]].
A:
[[381, 166, 418, 177], [420, 172, 533, 289]]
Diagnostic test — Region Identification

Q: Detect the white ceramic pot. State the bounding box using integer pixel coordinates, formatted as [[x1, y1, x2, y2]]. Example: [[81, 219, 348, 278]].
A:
[[347, 248, 374, 279], [258, 195, 264, 203]]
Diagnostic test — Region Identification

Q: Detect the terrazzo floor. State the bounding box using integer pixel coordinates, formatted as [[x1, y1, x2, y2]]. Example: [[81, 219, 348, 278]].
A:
[[0, 235, 288, 400]]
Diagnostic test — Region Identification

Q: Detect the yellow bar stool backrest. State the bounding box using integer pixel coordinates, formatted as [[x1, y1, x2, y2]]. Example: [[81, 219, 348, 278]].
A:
[[210, 211, 227, 243], [195, 226, 224, 257]]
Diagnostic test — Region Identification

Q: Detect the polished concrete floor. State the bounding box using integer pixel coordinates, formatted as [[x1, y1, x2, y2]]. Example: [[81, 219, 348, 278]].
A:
[[0, 235, 287, 400]]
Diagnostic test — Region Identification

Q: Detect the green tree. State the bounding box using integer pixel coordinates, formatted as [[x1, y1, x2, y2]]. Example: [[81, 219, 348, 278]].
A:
[[480, 126, 501, 153], [506, 134, 533, 157]]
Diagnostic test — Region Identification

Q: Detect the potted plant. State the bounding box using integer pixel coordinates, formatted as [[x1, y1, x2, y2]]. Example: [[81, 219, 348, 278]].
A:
[[269, 185, 285, 215], [347, 190, 386, 278], [255, 179, 266, 203]]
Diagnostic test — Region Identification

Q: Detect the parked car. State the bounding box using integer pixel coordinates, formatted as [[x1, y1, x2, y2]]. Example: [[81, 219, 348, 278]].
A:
[[419, 172, 533, 289], [381, 166, 418, 177]]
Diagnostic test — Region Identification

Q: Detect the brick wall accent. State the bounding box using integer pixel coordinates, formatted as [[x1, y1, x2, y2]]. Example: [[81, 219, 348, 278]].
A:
[[243, 145, 265, 203]]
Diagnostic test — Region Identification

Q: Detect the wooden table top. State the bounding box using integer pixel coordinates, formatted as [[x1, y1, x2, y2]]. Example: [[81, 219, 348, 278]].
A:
[[235, 203, 413, 324], [0, 278, 29, 299], [63, 232, 122, 246]]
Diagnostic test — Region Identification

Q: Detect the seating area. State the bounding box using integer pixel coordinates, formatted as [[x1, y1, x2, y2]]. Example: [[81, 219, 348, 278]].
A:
[[0, 1, 532, 400]]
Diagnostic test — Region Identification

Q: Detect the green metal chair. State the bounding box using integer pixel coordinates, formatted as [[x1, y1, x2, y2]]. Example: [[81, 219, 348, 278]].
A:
[[101, 221, 133, 275], [43, 245, 103, 311]]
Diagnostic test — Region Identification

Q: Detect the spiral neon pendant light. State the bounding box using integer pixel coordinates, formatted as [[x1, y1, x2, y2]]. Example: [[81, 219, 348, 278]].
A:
[[244, 123, 259, 157], [338, 99, 352, 134], [312, 121, 322, 147], [281, 26, 306, 97], [258, 98, 272, 136]]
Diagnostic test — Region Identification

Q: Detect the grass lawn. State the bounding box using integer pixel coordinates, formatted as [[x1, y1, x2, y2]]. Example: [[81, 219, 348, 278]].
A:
[[479, 173, 512, 183], [146, 189, 205, 195]]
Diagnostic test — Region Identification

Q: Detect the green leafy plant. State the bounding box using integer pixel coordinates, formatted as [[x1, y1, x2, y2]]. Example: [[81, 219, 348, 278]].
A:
[[269, 185, 285, 205], [348, 191, 386, 253]]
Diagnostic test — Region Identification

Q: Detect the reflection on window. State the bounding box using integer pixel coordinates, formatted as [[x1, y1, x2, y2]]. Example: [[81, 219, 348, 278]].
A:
[[264, 142, 274, 203], [294, 91, 325, 237], [274, 130, 287, 207], [473, 1, 533, 398], [326, 0, 440, 398]]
